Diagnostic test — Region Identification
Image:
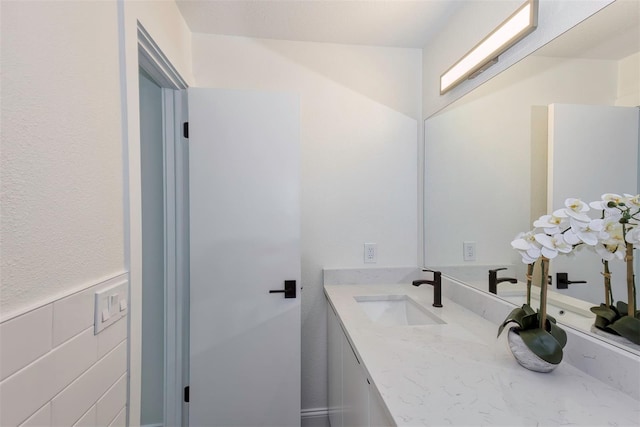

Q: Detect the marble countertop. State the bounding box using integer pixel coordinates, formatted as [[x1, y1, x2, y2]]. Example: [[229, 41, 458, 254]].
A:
[[324, 283, 640, 426]]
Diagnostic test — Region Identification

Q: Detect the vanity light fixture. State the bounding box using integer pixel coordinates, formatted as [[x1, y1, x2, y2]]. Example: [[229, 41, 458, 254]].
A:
[[440, 0, 538, 94]]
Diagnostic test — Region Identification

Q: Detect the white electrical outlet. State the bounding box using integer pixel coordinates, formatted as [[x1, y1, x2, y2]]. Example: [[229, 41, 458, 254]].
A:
[[463, 241, 476, 261], [364, 243, 377, 263]]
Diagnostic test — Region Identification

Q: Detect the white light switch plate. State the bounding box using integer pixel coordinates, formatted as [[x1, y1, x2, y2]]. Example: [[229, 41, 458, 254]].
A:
[[94, 281, 128, 334]]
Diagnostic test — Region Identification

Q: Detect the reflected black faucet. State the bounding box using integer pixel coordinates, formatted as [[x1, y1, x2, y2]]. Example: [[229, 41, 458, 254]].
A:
[[412, 269, 443, 307], [488, 268, 517, 294]]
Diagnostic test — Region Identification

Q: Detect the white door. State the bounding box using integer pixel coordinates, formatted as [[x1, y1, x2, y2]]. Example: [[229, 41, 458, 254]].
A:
[[548, 103, 639, 304], [188, 88, 301, 427]]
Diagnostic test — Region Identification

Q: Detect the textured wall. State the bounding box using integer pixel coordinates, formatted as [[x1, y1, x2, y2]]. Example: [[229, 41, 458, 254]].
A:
[[1, 0, 125, 318], [191, 33, 422, 412]]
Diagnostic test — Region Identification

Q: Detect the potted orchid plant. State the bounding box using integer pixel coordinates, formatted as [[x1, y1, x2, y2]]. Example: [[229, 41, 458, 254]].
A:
[[588, 194, 640, 346], [498, 198, 603, 371]]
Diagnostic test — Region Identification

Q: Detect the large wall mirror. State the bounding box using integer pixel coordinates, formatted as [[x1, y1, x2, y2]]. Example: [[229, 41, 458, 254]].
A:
[[424, 0, 639, 352]]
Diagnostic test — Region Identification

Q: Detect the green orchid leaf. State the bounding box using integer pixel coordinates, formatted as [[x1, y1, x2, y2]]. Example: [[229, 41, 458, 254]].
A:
[[520, 313, 540, 330], [535, 308, 556, 323], [607, 316, 640, 345], [517, 328, 564, 365], [611, 304, 621, 317], [547, 320, 567, 348], [498, 307, 528, 337], [522, 304, 536, 315], [616, 301, 628, 316], [590, 305, 619, 322], [594, 315, 611, 330]]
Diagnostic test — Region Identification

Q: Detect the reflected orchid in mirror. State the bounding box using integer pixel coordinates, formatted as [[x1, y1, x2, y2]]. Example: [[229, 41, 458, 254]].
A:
[[586, 193, 640, 345]]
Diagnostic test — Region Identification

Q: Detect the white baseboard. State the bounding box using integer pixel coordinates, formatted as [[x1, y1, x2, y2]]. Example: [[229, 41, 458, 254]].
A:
[[301, 408, 330, 427], [141, 424, 163, 427]]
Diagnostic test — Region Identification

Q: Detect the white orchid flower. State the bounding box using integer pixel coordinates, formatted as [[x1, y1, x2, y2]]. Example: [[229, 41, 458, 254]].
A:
[[589, 193, 624, 211], [534, 233, 573, 259], [563, 198, 591, 222], [533, 213, 567, 235], [624, 227, 640, 245], [563, 229, 581, 246], [568, 217, 603, 246], [599, 217, 623, 241], [511, 231, 541, 264], [595, 239, 626, 261], [624, 193, 640, 210], [512, 193, 637, 264]]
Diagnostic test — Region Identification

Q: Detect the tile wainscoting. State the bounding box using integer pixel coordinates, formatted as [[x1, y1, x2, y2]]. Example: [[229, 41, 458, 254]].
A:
[[0, 273, 129, 427]]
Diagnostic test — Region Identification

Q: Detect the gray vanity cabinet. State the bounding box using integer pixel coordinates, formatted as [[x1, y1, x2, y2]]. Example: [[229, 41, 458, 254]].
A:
[[327, 301, 395, 427], [328, 301, 344, 427]]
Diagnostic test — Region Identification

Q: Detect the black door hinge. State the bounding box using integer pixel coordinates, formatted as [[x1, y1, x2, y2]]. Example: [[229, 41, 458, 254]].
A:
[[184, 386, 190, 403], [183, 122, 189, 139]]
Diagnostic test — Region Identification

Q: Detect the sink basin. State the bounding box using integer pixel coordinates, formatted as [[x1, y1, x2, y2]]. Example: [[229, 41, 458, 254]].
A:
[[502, 295, 596, 330], [354, 295, 445, 326]]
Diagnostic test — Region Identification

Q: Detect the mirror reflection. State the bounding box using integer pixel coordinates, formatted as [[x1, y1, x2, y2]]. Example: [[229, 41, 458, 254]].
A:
[[424, 0, 639, 351]]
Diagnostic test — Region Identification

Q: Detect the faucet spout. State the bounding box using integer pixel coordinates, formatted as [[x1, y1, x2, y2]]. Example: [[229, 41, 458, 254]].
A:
[[488, 268, 517, 294], [412, 269, 443, 307]]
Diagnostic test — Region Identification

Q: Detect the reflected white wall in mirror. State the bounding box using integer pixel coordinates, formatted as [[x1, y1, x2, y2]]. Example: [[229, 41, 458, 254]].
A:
[[424, 0, 639, 350]]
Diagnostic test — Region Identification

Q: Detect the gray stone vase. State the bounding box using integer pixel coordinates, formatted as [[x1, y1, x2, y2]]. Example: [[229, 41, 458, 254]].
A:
[[507, 327, 559, 373]]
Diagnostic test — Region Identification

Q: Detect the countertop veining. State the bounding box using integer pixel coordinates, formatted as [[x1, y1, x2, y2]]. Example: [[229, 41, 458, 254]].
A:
[[325, 283, 640, 426]]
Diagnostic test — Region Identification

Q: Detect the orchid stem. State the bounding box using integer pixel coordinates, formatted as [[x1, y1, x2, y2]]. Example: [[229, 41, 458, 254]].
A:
[[540, 257, 549, 329], [526, 263, 534, 306], [626, 243, 635, 317], [603, 260, 611, 307]]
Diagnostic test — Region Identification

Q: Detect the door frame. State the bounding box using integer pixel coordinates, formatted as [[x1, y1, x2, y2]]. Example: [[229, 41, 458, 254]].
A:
[[136, 22, 189, 427]]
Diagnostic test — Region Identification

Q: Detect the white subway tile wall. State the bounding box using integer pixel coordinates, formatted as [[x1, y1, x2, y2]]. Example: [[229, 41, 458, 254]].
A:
[[0, 305, 53, 381], [0, 274, 128, 427], [72, 406, 97, 427], [19, 403, 52, 427], [108, 407, 126, 427]]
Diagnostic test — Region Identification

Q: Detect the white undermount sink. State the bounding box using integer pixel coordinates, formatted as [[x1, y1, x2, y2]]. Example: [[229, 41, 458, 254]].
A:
[[354, 295, 446, 327]]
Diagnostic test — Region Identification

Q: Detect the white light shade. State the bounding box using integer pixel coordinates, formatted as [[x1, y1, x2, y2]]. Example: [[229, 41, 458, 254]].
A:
[[440, 0, 538, 94]]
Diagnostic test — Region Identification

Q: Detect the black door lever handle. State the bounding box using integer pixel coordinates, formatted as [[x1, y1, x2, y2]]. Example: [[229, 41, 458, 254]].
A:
[[269, 280, 296, 298], [556, 272, 587, 289]]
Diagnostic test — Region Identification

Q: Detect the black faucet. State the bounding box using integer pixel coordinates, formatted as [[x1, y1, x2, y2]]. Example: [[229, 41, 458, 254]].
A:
[[412, 269, 443, 307], [488, 268, 517, 294]]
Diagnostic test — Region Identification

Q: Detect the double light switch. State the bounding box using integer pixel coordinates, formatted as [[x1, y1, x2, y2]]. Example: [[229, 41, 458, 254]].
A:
[[94, 281, 128, 334]]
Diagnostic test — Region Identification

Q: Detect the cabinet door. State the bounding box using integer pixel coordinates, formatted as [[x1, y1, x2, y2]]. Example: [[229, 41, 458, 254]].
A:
[[343, 334, 369, 427], [328, 304, 343, 427], [369, 386, 394, 427]]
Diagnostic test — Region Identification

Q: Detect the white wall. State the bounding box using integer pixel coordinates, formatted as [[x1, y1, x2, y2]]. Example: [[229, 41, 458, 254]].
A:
[[424, 55, 618, 268], [190, 33, 421, 413], [422, 0, 613, 119], [617, 52, 640, 106], [1, 0, 124, 319]]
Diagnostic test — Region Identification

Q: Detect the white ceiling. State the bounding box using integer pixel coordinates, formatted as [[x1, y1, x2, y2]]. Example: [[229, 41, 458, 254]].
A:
[[175, 0, 468, 48], [176, 0, 640, 57]]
